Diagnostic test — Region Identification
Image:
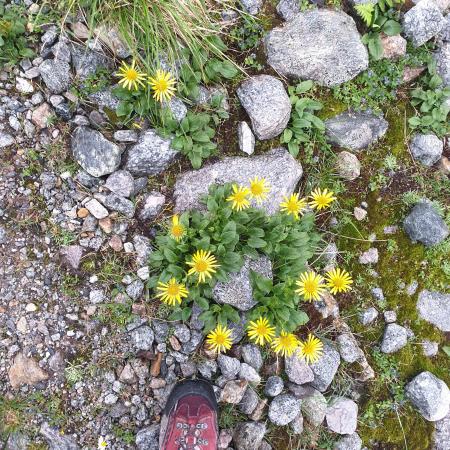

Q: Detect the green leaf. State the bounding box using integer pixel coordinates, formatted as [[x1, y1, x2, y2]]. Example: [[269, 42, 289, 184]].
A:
[[282, 128, 293, 143], [295, 80, 313, 94], [163, 247, 178, 263], [368, 34, 383, 60], [382, 19, 401, 36], [181, 307, 192, 322], [248, 237, 267, 248], [195, 297, 210, 310], [287, 141, 299, 157], [443, 346, 450, 357], [219, 60, 239, 79]]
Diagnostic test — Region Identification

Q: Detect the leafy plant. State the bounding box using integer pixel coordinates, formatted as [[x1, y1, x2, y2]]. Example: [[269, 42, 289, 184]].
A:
[[408, 61, 450, 137], [355, 0, 403, 60], [148, 183, 321, 332], [229, 12, 264, 51], [0, 3, 35, 66], [280, 80, 326, 158]]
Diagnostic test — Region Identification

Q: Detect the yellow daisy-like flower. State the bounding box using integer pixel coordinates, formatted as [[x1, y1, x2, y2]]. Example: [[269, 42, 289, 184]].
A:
[[169, 215, 185, 241], [248, 177, 271, 204], [148, 69, 177, 102], [298, 334, 323, 364], [207, 324, 233, 354], [271, 331, 299, 358], [116, 60, 146, 91], [98, 436, 108, 450], [226, 184, 251, 211], [156, 278, 189, 306], [280, 193, 307, 219], [295, 271, 326, 302], [247, 317, 276, 346], [309, 188, 337, 210], [325, 268, 353, 294], [187, 250, 220, 283]]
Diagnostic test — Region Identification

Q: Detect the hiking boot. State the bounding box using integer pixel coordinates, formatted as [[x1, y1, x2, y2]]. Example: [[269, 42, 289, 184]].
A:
[[159, 379, 218, 450]]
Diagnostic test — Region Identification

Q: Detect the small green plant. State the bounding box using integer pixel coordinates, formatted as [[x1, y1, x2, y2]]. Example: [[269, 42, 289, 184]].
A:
[[97, 299, 135, 328], [0, 3, 35, 66], [280, 80, 326, 158], [64, 360, 85, 386], [369, 172, 389, 192], [383, 153, 399, 171], [408, 61, 450, 137], [355, 0, 403, 60], [229, 12, 264, 51], [113, 425, 135, 445]]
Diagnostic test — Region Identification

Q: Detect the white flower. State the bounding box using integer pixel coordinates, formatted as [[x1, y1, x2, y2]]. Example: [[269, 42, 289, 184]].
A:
[[98, 436, 108, 449]]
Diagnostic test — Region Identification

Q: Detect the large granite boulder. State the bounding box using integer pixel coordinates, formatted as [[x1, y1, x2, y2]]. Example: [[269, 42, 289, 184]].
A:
[[72, 127, 122, 177], [173, 147, 302, 215], [417, 290, 450, 332], [265, 10, 368, 86], [406, 371, 450, 421], [237, 75, 291, 140], [325, 110, 388, 151], [403, 202, 449, 247]]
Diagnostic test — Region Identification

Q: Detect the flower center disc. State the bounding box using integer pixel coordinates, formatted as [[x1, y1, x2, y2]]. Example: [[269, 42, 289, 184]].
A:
[[126, 69, 138, 81], [195, 260, 208, 272], [167, 285, 180, 296]]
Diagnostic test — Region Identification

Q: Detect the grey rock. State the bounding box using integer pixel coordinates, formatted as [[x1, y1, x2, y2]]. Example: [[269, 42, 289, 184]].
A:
[[139, 192, 165, 221], [241, 0, 262, 15], [404, 202, 449, 247], [403, 0, 445, 47], [417, 290, 450, 332], [72, 127, 122, 177], [114, 130, 139, 143], [380, 323, 408, 354], [5, 432, 30, 450], [88, 88, 120, 110], [60, 245, 83, 270], [359, 307, 378, 325], [180, 360, 197, 377], [136, 424, 159, 450], [371, 287, 385, 301], [325, 110, 388, 151], [105, 170, 135, 198], [174, 147, 302, 215], [422, 340, 439, 357], [268, 394, 301, 426], [326, 397, 358, 435], [440, 14, 450, 42], [0, 132, 15, 148], [213, 256, 272, 311], [40, 422, 79, 450], [0, 226, 6, 245], [229, 314, 247, 343], [126, 280, 144, 300], [290, 413, 304, 434], [242, 344, 263, 372], [152, 320, 169, 343], [336, 333, 363, 363], [435, 42, 450, 87], [182, 330, 203, 354], [285, 351, 315, 384], [265, 376, 284, 397], [233, 422, 266, 450], [239, 363, 261, 384], [167, 97, 187, 122], [124, 129, 177, 176], [70, 43, 112, 80], [405, 371, 450, 421], [237, 75, 291, 140], [301, 389, 327, 427], [334, 433, 363, 450], [384, 310, 397, 323], [39, 59, 71, 94], [131, 326, 154, 351], [218, 354, 241, 379], [174, 324, 191, 343], [335, 151, 361, 180], [85, 198, 109, 219], [310, 343, 340, 392], [359, 247, 379, 265], [221, 380, 249, 404], [410, 133, 444, 166], [277, 0, 300, 21], [265, 10, 368, 86], [239, 386, 259, 414], [433, 410, 450, 450], [198, 360, 217, 380], [238, 121, 255, 155], [103, 193, 136, 218]]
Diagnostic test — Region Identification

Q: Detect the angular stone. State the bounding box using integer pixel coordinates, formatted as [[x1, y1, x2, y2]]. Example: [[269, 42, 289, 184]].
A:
[[233, 422, 266, 450], [94, 25, 131, 59], [239, 386, 259, 415], [85, 198, 108, 219], [105, 170, 135, 198], [114, 130, 139, 143], [40, 422, 79, 450], [380, 323, 408, 354], [410, 133, 443, 167], [335, 151, 361, 180], [404, 202, 449, 247], [310, 343, 340, 392], [433, 411, 450, 450], [417, 290, 450, 332], [326, 397, 358, 435], [31, 102, 53, 129], [381, 34, 407, 60], [237, 75, 291, 140], [268, 394, 301, 426], [422, 340, 439, 357], [217, 354, 241, 379], [301, 389, 327, 427], [241, 0, 262, 15], [70, 43, 113, 80], [265, 376, 284, 397], [336, 333, 363, 363], [239, 363, 261, 384], [435, 42, 450, 87], [131, 326, 154, 351], [241, 344, 263, 372], [0, 132, 15, 149], [59, 245, 83, 270], [220, 379, 248, 404], [8, 353, 48, 389], [213, 256, 272, 311], [6, 432, 30, 450], [265, 10, 368, 86], [334, 433, 363, 450], [124, 129, 177, 176], [174, 147, 302, 215], [139, 192, 165, 221], [135, 424, 159, 450], [285, 351, 314, 384], [103, 193, 136, 218], [325, 110, 388, 151], [406, 371, 450, 421], [238, 121, 255, 155], [276, 0, 300, 21], [39, 59, 71, 94], [403, 0, 445, 47], [72, 127, 122, 178], [359, 247, 379, 265]]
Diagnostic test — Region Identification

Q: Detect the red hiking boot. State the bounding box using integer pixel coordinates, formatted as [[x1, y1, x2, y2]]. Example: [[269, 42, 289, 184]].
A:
[[159, 379, 218, 450]]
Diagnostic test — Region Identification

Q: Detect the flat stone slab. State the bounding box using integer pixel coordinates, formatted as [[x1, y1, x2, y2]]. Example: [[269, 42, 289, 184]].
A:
[[265, 10, 368, 86], [325, 110, 388, 151], [173, 147, 302, 215], [417, 290, 450, 332]]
